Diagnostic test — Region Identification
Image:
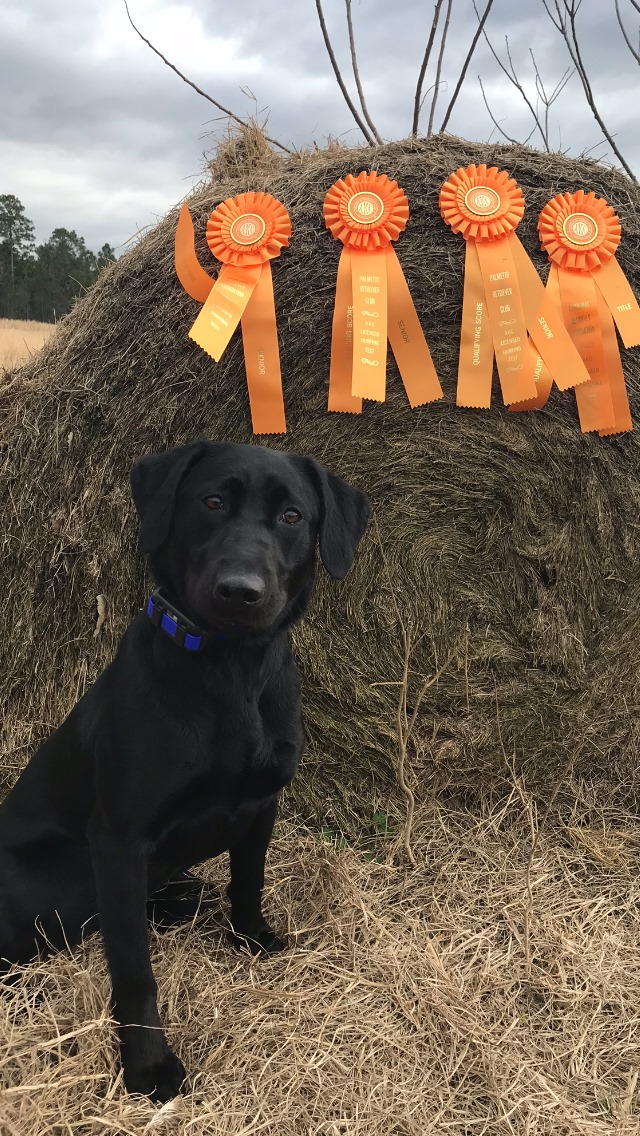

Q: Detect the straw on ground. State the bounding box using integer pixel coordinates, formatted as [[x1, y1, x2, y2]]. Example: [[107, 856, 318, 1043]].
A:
[[0, 797, 638, 1135]]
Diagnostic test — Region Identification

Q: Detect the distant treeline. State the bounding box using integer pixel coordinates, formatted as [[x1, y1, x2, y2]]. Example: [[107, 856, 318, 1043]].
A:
[[0, 194, 117, 324]]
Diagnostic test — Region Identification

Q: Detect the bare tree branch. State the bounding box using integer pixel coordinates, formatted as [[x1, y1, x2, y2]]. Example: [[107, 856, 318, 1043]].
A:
[[480, 5, 576, 153], [530, 50, 573, 150], [480, 14, 548, 150], [542, 0, 637, 182], [412, 0, 445, 137], [580, 139, 609, 159], [478, 75, 523, 144], [314, 0, 376, 145], [344, 0, 382, 143], [615, 0, 640, 65], [427, 0, 453, 137], [123, 0, 292, 154], [541, 0, 562, 31], [440, 0, 495, 133]]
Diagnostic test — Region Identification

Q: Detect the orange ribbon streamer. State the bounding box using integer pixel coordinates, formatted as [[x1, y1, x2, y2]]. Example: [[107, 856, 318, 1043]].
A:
[[534, 190, 639, 434], [323, 172, 442, 411], [174, 193, 291, 434], [439, 165, 590, 408]]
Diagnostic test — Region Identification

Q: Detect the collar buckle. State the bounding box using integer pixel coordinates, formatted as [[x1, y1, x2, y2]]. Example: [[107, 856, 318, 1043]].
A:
[[146, 588, 206, 651]]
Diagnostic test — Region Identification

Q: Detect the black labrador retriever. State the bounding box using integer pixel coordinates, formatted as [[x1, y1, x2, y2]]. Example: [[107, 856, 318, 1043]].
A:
[[0, 440, 370, 1101]]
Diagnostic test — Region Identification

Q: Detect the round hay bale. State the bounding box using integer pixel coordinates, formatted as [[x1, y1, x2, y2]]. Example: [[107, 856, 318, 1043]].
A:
[[2, 134, 640, 830]]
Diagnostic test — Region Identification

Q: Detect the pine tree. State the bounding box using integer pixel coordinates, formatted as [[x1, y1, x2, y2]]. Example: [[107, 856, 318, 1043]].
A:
[[0, 196, 118, 322], [0, 195, 36, 319]]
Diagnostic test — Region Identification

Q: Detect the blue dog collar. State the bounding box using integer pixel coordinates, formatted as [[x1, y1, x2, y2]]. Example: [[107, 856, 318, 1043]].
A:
[[147, 589, 207, 651]]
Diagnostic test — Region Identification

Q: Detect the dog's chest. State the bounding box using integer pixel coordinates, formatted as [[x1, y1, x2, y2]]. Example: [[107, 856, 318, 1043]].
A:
[[207, 694, 302, 795], [148, 714, 299, 867], [195, 654, 302, 781], [134, 648, 303, 855], [146, 679, 302, 826]]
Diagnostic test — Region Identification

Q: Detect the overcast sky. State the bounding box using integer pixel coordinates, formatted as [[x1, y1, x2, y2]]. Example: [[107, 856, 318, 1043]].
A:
[[3, 0, 638, 251]]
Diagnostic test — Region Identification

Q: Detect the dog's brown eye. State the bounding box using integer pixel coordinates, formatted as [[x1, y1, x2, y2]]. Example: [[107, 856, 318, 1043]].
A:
[[282, 509, 302, 525], [203, 495, 223, 510]]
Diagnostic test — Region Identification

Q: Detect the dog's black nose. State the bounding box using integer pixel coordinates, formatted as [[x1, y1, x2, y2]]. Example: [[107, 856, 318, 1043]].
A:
[[215, 575, 266, 606]]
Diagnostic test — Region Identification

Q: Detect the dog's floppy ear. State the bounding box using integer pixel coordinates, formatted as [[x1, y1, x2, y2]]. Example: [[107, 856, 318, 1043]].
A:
[[130, 441, 208, 554], [303, 458, 372, 579]]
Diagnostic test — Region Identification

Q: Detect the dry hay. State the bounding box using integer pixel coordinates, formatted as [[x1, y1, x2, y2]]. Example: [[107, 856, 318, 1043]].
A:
[[0, 319, 53, 373], [2, 133, 640, 831], [0, 796, 639, 1135], [2, 130, 640, 1134]]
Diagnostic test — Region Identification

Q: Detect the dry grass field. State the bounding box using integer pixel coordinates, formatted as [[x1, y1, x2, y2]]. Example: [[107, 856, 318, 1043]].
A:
[[0, 795, 638, 1135], [0, 318, 53, 372]]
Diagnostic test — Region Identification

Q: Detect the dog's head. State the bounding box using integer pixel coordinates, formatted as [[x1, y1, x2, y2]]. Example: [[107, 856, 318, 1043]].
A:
[[130, 441, 371, 637]]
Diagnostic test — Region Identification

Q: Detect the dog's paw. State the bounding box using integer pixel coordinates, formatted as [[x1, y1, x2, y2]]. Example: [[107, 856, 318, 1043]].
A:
[[123, 1048, 186, 1103], [228, 923, 287, 956]]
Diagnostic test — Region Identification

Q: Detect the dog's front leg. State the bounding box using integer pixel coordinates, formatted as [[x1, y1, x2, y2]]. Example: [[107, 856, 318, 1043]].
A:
[[87, 818, 186, 1101], [227, 797, 286, 956]]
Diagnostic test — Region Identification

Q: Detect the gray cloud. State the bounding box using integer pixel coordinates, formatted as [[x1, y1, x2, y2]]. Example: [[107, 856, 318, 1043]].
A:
[[2, 0, 638, 251]]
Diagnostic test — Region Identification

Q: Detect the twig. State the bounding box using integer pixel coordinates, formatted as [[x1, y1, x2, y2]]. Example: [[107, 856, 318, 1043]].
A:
[[396, 628, 417, 865], [314, 0, 376, 144], [542, 0, 637, 182], [479, 11, 572, 153], [371, 519, 404, 633], [405, 650, 453, 741], [371, 524, 416, 863], [495, 687, 536, 975], [479, 10, 548, 150], [440, 0, 495, 133], [498, 677, 586, 978], [345, 0, 382, 143], [530, 50, 573, 150], [393, 633, 455, 867], [412, 0, 445, 136], [615, 0, 640, 65], [619, 1068, 640, 1120], [564, 0, 637, 180], [509, 772, 537, 975], [463, 623, 470, 714], [520, 740, 584, 977], [371, 521, 458, 866], [580, 139, 609, 159], [478, 76, 524, 145], [93, 594, 107, 639], [123, 1, 292, 154], [427, 0, 453, 137], [396, 642, 457, 867]]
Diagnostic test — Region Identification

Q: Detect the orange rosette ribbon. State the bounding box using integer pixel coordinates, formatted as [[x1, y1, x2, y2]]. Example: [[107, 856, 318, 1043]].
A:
[[174, 192, 291, 434], [536, 190, 640, 435], [323, 171, 442, 411], [439, 165, 590, 409]]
